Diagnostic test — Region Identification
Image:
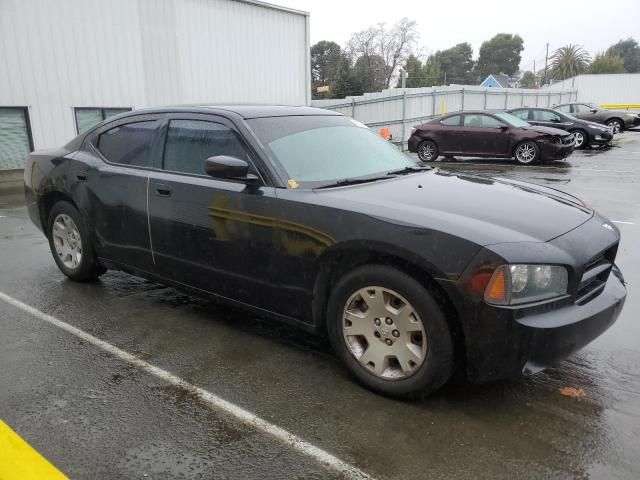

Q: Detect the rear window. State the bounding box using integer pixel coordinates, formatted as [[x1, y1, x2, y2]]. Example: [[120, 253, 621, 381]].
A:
[[97, 121, 156, 167]]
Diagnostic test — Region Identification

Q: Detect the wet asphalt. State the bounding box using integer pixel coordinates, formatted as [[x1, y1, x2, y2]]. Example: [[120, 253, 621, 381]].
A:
[[1, 131, 639, 479]]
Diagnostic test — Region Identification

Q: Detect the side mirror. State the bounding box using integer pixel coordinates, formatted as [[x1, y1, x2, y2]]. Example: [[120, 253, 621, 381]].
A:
[[205, 156, 260, 184], [499, 124, 509, 130], [590, 109, 598, 113], [551, 118, 561, 122]]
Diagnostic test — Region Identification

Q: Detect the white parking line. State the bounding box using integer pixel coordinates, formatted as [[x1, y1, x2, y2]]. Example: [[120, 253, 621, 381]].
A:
[[0, 291, 375, 480], [612, 220, 635, 225]]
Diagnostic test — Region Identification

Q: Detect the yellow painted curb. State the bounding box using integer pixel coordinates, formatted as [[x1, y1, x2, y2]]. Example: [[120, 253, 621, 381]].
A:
[[0, 419, 68, 480]]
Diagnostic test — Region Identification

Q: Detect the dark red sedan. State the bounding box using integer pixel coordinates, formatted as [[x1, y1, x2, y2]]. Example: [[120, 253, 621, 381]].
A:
[[408, 111, 575, 165]]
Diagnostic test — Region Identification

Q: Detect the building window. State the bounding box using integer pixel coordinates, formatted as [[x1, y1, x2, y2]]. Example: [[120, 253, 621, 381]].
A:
[[74, 107, 132, 134], [0, 107, 34, 171]]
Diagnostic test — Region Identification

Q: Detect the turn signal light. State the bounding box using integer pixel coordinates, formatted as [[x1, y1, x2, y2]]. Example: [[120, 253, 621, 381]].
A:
[[484, 266, 509, 305]]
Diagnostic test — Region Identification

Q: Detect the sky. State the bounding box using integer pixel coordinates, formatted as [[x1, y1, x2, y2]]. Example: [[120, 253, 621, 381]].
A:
[[277, 0, 640, 73]]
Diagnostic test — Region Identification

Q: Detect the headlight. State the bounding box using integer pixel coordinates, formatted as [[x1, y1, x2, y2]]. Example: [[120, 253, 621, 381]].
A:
[[484, 264, 568, 305]]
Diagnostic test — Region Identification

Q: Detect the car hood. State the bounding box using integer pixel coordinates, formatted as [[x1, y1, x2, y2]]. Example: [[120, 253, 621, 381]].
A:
[[314, 169, 593, 245], [524, 125, 571, 136]]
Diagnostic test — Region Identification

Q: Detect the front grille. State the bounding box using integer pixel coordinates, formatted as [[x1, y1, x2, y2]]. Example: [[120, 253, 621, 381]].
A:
[[575, 244, 618, 305]]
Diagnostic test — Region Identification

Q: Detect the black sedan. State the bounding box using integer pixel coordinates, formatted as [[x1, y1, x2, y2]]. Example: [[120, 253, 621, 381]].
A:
[[408, 111, 575, 164], [24, 106, 626, 398], [508, 107, 613, 149]]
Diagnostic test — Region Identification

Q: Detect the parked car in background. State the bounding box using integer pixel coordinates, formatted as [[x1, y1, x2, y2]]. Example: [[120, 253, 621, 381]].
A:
[[554, 103, 640, 133], [409, 111, 575, 165], [508, 107, 613, 149], [24, 105, 626, 398]]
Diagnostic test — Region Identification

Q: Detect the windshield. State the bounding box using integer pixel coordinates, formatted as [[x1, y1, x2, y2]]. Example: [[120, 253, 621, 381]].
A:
[[247, 116, 414, 187], [587, 103, 600, 110], [558, 111, 579, 121], [495, 112, 530, 128]]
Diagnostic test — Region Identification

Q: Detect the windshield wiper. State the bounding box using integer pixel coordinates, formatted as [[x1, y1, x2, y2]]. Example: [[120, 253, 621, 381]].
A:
[[314, 175, 392, 189], [386, 164, 432, 175]]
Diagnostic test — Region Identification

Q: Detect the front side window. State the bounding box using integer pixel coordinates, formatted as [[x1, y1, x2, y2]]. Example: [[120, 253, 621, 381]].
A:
[[246, 116, 413, 187], [533, 110, 561, 122], [464, 114, 503, 128], [574, 104, 594, 113], [75, 107, 132, 134], [494, 112, 530, 128], [555, 105, 571, 114], [440, 115, 461, 126], [97, 121, 156, 167], [163, 120, 250, 176], [511, 110, 530, 120]]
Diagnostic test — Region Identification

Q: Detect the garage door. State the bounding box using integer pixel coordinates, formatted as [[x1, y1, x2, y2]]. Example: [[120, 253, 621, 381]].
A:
[[0, 108, 33, 171]]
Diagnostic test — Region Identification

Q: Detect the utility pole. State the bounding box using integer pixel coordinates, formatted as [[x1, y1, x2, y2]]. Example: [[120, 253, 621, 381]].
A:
[[543, 43, 549, 87], [533, 59, 536, 88], [400, 69, 407, 89], [443, 71, 447, 86]]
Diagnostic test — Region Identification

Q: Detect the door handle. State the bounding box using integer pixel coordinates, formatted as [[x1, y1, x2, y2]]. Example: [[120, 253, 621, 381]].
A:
[[154, 183, 172, 197]]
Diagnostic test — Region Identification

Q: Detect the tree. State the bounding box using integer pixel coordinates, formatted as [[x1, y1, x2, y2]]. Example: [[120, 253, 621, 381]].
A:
[[350, 54, 387, 95], [348, 18, 419, 89], [606, 38, 640, 73], [435, 43, 475, 84], [310, 41, 342, 87], [589, 53, 626, 74], [396, 54, 424, 88], [549, 44, 591, 80], [520, 71, 537, 88], [474, 33, 524, 81], [422, 54, 443, 86]]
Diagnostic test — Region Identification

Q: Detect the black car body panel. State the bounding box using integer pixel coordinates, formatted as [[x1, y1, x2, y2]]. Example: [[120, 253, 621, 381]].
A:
[[508, 107, 614, 146], [25, 105, 626, 383]]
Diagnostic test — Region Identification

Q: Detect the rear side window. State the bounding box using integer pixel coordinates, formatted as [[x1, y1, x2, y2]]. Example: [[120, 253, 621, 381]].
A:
[[440, 115, 461, 126], [163, 120, 250, 175], [463, 114, 502, 128], [98, 121, 156, 167], [555, 105, 571, 114]]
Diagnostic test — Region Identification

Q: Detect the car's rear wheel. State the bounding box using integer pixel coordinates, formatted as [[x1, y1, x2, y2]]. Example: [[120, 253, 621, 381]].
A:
[[514, 141, 539, 165], [570, 129, 588, 149], [606, 119, 623, 134], [47, 201, 106, 281], [417, 140, 438, 162], [327, 265, 454, 399]]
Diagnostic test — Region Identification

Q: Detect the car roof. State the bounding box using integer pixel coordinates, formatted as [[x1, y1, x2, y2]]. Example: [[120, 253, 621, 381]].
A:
[[113, 105, 342, 120]]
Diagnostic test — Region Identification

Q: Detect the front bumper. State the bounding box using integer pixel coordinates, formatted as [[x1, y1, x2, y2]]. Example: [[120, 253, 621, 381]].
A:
[[591, 131, 614, 145], [463, 272, 626, 382], [539, 141, 574, 161]]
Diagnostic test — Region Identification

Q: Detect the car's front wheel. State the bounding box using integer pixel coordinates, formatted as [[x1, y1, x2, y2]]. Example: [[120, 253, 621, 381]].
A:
[[47, 201, 106, 281], [570, 129, 587, 149], [327, 265, 454, 399], [417, 140, 439, 162], [606, 118, 623, 134], [514, 141, 539, 165]]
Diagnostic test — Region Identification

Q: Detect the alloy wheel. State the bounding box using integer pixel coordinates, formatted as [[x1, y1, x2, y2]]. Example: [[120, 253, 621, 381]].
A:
[[573, 131, 584, 148], [607, 120, 622, 134], [515, 143, 536, 164], [342, 286, 427, 379], [52, 214, 83, 269], [418, 142, 436, 162]]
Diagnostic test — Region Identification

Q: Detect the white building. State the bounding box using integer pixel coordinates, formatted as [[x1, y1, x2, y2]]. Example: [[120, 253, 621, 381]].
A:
[[544, 73, 640, 105], [0, 0, 310, 172]]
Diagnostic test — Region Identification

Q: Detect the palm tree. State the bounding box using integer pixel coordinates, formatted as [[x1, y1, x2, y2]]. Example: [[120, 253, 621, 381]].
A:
[[549, 44, 591, 81]]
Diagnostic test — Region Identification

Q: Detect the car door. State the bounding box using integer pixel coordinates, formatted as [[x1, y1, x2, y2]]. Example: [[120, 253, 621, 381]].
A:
[[146, 113, 281, 311], [74, 114, 164, 272], [460, 113, 510, 156], [436, 114, 463, 153]]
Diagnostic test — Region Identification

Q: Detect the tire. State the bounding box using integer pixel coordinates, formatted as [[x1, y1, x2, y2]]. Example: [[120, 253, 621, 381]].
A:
[[47, 201, 106, 281], [606, 118, 623, 134], [326, 265, 454, 399], [417, 140, 439, 162], [513, 141, 540, 165], [570, 129, 588, 149]]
